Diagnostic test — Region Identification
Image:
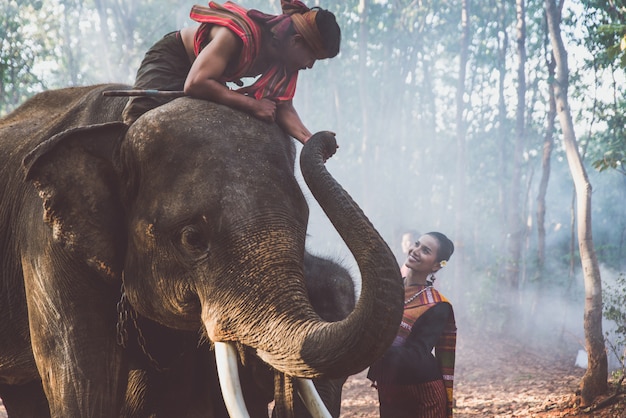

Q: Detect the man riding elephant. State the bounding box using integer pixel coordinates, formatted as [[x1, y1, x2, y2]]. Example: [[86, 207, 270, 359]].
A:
[[123, 0, 341, 146]]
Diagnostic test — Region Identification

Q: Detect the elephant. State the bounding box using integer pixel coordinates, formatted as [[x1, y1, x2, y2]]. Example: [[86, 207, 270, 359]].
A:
[[120, 250, 356, 418], [0, 83, 404, 417]]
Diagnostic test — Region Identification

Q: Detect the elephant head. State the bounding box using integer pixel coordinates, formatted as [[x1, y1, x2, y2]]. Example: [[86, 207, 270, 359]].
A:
[[22, 95, 404, 416], [118, 250, 356, 418]]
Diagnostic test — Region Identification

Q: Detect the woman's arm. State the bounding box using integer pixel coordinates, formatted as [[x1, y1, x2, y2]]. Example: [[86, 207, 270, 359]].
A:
[[184, 26, 277, 122], [406, 303, 452, 354]]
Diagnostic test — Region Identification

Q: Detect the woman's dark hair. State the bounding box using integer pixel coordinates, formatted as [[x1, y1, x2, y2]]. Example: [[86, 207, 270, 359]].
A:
[[426, 232, 454, 262], [314, 8, 341, 58]]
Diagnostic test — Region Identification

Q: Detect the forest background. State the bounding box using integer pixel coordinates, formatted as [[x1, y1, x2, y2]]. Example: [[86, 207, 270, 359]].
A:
[[2, 0, 626, 405]]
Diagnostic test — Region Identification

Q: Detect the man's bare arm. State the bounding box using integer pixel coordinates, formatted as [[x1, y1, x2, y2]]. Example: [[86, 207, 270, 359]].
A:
[[275, 101, 312, 144], [184, 26, 277, 122]]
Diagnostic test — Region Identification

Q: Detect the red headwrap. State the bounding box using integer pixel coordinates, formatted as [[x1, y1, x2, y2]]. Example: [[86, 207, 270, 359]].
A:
[[247, 0, 329, 59]]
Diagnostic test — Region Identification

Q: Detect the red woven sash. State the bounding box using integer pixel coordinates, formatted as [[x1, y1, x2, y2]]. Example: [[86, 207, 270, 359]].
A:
[[189, 1, 297, 101]]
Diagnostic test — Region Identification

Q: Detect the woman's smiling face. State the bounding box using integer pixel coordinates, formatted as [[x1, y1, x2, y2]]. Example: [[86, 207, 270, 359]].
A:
[[404, 234, 441, 274]]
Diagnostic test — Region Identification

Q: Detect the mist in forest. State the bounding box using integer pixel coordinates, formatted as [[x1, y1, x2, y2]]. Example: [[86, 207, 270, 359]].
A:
[[299, 129, 625, 370], [4, 0, 626, 375]]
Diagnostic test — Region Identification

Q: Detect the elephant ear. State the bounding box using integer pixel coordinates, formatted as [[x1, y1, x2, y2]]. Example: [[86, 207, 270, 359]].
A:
[[22, 122, 128, 284]]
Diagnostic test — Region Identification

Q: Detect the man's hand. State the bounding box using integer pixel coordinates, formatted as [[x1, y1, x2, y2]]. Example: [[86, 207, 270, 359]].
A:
[[252, 98, 277, 123], [275, 101, 312, 144], [304, 131, 339, 163]]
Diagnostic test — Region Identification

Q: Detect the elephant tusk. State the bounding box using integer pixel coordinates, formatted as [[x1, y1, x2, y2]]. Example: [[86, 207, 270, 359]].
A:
[[215, 343, 331, 418], [295, 378, 333, 418], [214, 342, 251, 418]]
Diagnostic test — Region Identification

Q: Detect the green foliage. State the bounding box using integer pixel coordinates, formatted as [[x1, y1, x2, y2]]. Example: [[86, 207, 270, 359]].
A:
[[0, 0, 46, 115], [598, 24, 626, 67], [587, 0, 626, 68], [579, 0, 626, 173], [0, 0, 192, 116], [603, 273, 626, 370], [583, 99, 626, 175]]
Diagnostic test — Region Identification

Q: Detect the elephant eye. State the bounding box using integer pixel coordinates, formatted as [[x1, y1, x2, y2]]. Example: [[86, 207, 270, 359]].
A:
[[180, 226, 209, 255]]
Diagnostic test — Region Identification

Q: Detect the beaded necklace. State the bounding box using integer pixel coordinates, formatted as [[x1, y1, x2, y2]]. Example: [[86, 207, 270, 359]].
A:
[[403, 285, 433, 306]]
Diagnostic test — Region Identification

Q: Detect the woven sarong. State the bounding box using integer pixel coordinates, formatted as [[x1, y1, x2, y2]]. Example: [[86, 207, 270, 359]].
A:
[[378, 379, 447, 418], [401, 287, 457, 418]]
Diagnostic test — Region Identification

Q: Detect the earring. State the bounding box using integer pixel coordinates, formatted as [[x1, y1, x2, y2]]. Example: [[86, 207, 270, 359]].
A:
[[426, 273, 436, 286]]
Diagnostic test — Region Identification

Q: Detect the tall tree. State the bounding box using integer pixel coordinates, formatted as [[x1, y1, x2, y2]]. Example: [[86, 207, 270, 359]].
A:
[[497, 0, 509, 271], [505, 0, 528, 293], [536, 46, 555, 277], [545, 0, 608, 405], [453, 0, 470, 298], [357, 0, 370, 155]]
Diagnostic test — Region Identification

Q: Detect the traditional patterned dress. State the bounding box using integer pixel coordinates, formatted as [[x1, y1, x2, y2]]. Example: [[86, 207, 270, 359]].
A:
[[368, 285, 457, 418]]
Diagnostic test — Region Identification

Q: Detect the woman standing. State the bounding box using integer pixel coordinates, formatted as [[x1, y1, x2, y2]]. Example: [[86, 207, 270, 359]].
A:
[[368, 232, 456, 418]]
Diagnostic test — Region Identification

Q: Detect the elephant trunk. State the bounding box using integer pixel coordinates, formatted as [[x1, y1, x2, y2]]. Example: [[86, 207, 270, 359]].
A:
[[244, 132, 403, 379]]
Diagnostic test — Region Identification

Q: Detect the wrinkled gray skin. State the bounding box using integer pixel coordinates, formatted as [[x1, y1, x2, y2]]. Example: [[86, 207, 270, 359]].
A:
[[0, 84, 403, 417], [121, 251, 355, 418]]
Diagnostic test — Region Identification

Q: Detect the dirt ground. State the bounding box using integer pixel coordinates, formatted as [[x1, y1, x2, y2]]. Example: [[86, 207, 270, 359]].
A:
[[2, 331, 624, 417], [340, 331, 626, 418]]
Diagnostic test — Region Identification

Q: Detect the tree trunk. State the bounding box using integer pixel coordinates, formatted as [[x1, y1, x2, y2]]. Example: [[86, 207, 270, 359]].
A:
[[357, 0, 369, 155], [497, 0, 508, 282], [544, 0, 608, 405], [453, 0, 470, 302], [505, 0, 527, 295], [61, 0, 81, 86], [536, 48, 555, 277], [92, 0, 115, 81], [357, 0, 371, 210], [569, 190, 576, 281]]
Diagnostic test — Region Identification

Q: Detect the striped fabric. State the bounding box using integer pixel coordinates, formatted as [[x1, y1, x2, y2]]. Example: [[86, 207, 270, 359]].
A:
[[189, 1, 298, 101], [378, 379, 448, 418], [402, 287, 457, 418]]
